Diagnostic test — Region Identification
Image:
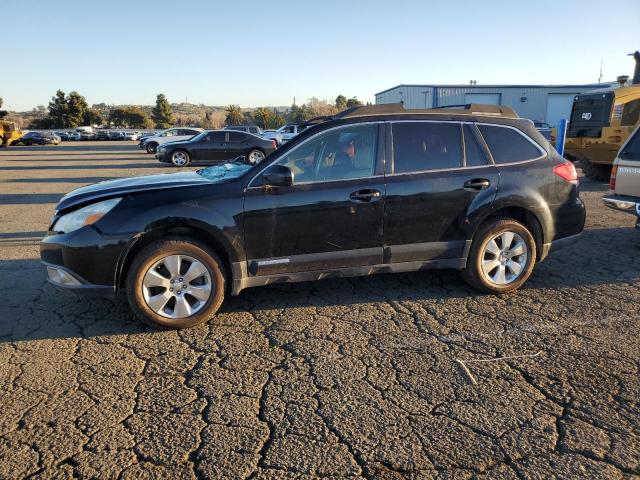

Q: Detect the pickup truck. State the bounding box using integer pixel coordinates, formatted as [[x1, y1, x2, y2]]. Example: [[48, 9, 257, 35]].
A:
[[602, 124, 640, 231], [261, 124, 307, 146]]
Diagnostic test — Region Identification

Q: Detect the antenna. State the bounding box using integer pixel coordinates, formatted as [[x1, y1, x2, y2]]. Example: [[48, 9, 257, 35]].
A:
[[598, 59, 603, 84]]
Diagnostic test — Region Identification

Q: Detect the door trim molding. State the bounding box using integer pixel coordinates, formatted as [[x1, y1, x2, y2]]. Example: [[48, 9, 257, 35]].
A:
[[231, 240, 473, 296], [231, 257, 467, 296]]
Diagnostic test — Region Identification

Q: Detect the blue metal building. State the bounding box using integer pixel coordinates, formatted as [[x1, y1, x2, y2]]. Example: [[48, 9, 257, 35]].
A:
[[374, 83, 608, 128]]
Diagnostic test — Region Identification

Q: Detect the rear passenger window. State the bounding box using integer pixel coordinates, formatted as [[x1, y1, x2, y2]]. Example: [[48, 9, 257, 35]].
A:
[[463, 125, 488, 167], [228, 132, 245, 142], [207, 132, 225, 143], [477, 125, 542, 164], [392, 122, 462, 173]]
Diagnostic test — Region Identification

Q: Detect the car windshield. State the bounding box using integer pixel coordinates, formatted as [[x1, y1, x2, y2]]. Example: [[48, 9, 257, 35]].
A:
[[197, 161, 252, 181]]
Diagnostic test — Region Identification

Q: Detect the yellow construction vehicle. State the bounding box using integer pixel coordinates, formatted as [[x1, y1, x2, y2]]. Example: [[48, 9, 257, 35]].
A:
[[0, 120, 23, 147], [564, 51, 640, 180]]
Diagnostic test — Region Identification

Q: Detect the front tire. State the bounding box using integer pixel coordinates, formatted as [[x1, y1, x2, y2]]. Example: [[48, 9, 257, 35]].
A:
[[247, 149, 265, 165], [462, 218, 536, 294], [126, 239, 226, 329], [146, 142, 159, 154], [170, 149, 190, 167], [580, 159, 611, 181]]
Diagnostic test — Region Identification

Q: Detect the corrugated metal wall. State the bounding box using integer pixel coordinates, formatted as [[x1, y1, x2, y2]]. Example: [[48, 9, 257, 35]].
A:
[[375, 87, 435, 109], [375, 84, 600, 125]]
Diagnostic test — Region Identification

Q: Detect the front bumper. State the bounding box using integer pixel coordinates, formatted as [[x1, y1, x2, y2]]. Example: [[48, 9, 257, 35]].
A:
[[43, 262, 115, 297], [155, 150, 168, 162], [602, 194, 640, 216], [40, 226, 136, 298]]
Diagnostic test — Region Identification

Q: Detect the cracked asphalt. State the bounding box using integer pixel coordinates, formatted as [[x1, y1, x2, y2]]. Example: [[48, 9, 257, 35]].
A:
[[0, 142, 638, 479]]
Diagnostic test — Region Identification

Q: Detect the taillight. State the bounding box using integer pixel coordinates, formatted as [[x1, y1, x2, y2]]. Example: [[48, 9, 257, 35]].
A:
[[609, 164, 618, 190], [271, 140, 277, 149], [553, 161, 578, 184]]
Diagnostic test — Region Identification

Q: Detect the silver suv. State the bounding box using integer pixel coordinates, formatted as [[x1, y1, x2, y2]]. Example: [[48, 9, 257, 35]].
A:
[[603, 124, 640, 229]]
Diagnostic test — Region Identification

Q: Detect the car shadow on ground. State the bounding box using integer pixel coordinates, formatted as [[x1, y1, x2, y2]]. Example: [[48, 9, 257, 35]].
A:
[[0, 162, 165, 171], [0, 226, 637, 344], [4, 144, 140, 153], [4, 177, 117, 184]]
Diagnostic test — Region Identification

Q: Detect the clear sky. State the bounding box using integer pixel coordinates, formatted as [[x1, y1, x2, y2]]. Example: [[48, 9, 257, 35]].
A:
[[3, 0, 639, 111]]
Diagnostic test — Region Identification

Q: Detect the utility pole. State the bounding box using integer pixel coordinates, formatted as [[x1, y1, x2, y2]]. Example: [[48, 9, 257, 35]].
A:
[[598, 59, 603, 84]]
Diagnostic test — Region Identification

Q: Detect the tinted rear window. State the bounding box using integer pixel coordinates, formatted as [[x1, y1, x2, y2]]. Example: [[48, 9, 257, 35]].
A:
[[228, 132, 245, 142], [392, 122, 462, 173], [620, 129, 640, 161], [207, 132, 225, 143], [477, 125, 542, 164]]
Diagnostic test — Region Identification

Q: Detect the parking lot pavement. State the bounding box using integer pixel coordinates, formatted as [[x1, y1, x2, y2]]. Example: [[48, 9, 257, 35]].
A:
[[0, 142, 638, 479]]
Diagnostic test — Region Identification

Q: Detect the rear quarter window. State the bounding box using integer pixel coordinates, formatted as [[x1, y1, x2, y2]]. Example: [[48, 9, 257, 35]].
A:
[[477, 125, 543, 164]]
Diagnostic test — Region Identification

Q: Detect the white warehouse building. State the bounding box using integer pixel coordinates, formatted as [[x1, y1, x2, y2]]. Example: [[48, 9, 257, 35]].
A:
[[374, 83, 607, 128]]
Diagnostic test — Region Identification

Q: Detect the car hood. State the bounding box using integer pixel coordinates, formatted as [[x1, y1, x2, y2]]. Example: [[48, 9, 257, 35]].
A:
[[56, 171, 215, 212]]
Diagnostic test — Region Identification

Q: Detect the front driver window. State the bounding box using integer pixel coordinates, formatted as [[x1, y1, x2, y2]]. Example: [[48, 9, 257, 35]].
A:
[[275, 124, 377, 184]]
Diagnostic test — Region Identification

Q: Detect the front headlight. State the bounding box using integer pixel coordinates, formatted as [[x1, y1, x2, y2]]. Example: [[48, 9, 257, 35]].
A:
[[158, 145, 166, 152], [53, 197, 122, 234]]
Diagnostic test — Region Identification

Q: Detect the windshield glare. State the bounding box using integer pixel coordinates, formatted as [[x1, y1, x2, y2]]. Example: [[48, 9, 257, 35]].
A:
[[197, 161, 252, 181]]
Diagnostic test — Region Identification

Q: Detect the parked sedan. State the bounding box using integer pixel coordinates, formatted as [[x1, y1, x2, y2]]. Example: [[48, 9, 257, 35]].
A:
[[17, 131, 61, 145], [123, 131, 140, 141], [108, 131, 125, 140], [55, 131, 71, 141], [155, 130, 277, 166], [141, 128, 203, 154], [224, 125, 264, 136], [95, 130, 111, 141]]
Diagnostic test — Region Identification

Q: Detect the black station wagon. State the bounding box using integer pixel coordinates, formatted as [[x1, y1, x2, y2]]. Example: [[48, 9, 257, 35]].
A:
[[41, 104, 585, 328]]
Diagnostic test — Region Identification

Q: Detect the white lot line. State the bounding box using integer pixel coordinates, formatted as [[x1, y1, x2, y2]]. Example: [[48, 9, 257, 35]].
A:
[[455, 350, 544, 385]]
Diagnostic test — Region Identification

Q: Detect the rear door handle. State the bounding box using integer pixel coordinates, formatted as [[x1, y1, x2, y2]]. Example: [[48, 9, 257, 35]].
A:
[[463, 178, 491, 191], [349, 189, 381, 203]]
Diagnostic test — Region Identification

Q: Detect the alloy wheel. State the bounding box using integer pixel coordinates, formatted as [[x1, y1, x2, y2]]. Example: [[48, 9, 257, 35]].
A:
[[480, 231, 528, 285], [172, 151, 188, 166], [142, 254, 212, 319], [248, 150, 265, 165]]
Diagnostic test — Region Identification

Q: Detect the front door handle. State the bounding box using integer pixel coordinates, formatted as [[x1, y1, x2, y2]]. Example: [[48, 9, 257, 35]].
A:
[[349, 189, 381, 203], [463, 178, 491, 191]]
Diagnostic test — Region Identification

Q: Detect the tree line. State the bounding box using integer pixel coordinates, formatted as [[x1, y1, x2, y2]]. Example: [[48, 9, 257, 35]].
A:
[[224, 95, 365, 129], [30, 91, 175, 129], [22, 90, 365, 130]]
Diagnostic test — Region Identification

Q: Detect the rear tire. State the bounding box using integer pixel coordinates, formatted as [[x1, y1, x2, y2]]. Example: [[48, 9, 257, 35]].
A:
[[126, 238, 226, 329], [462, 218, 536, 294], [580, 159, 611, 182], [146, 142, 159, 154]]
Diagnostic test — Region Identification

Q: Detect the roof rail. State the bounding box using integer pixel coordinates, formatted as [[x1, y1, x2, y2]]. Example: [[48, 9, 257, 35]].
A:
[[300, 102, 518, 126], [433, 104, 519, 118]]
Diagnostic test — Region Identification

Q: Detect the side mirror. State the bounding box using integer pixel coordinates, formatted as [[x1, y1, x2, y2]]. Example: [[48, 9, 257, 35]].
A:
[[262, 164, 293, 187]]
